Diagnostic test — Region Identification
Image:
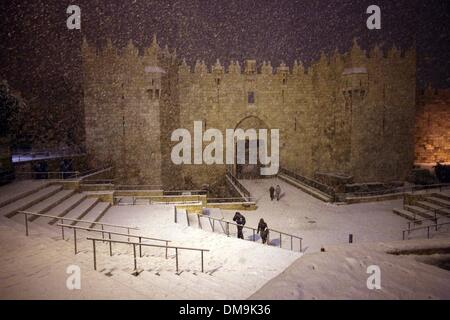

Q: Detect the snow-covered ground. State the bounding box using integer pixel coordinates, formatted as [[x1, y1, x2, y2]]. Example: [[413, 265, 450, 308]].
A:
[[220, 178, 413, 253], [250, 239, 450, 300], [99, 205, 300, 287], [0, 179, 449, 299]]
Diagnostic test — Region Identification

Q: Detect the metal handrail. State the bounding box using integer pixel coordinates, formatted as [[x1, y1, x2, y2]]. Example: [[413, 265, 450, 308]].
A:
[[56, 223, 170, 256], [406, 204, 450, 230], [87, 237, 209, 273], [192, 213, 302, 252], [18, 211, 139, 238], [115, 195, 203, 206], [81, 179, 116, 185], [344, 183, 450, 198], [226, 170, 252, 199], [279, 167, 336, 199], [163, 190, 208, 195], [207, 197, 255, 203], [78, 166, 113, 180], [116, 184, 163, 191], [402, 221, 450, 240]]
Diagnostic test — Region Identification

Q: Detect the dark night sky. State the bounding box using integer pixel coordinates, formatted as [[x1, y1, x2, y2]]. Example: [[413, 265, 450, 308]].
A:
[[1, 0, 449, 106]]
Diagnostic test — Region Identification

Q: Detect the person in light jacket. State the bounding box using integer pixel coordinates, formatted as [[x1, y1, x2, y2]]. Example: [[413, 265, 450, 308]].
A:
[[275, 185, 281, 201]]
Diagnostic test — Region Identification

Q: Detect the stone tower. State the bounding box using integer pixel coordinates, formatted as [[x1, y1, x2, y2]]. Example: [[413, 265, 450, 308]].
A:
[[82, 35, 177, 185]]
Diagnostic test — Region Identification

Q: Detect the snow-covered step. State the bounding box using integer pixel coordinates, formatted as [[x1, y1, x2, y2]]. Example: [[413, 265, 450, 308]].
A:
[[432, 193, 450, 202], [415, 201, 450, 216], [195, 271, 252, 299], [104, 269, 182, 299], [0, 181, 51, 209], [26, 189, 75, 217], [205, 270, 262, 293], [393, 208, 418, 221], [425, 196, 450, 208], [404, 205, 435, 219], [146, 269, 234, 300], [77, 202, 111, 227], [49, 198, 99, 225], [0, 226, 149, 299], [177, 271, 238, 299], [1, 185, 63, 218], [42, 193, 87, 223]]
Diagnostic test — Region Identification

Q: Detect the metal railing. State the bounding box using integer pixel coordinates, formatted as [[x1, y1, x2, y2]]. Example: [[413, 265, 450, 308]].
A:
[[78, 166, 113, 181], [116, 184, 163, 191], [342, 183, 450, 198], [175, 208, 302, 252], [56, 223, 170, 256], [207, 197, 255, 204], [163, 190, 208, 196], [115, 195, 203, 206], [405, 204, 450, 231], [402, 221, 450, 240], [87, 237, 209, 273], [226, 170, 252, 200], [81, 179, 116, 185], [18, 211, 139, 237]]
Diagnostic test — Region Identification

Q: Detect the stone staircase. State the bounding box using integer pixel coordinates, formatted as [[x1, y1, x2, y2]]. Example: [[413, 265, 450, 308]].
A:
[[278, 173, 334, 202], [0, 180, 299, 299], [393, 193, 450, 222], [0, 208, 283, 299], [0, 183, 111, 233]]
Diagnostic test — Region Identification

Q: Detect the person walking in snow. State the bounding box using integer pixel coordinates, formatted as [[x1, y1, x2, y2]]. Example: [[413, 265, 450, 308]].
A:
[[269, 186, 275, 201], [233, 212, 246, 239], [257, 218, 269, 244], [275, 185, 281, 201]]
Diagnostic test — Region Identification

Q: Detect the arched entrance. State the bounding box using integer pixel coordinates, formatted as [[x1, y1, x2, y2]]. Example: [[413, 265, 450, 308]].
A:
[[232, 115, 270, 179]]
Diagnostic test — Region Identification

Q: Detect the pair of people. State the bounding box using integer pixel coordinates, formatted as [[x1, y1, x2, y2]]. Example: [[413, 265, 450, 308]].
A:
[[233, 212, 270, 245], [269, 185, 281, 201]]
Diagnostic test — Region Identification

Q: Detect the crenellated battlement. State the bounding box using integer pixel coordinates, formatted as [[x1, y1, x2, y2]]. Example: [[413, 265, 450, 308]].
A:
[[82, 36, 415, 78]]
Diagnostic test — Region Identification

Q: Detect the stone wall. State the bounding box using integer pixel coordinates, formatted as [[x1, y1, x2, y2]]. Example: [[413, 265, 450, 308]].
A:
[[82, 37, 417, 188], [415, 88, 450, 164]]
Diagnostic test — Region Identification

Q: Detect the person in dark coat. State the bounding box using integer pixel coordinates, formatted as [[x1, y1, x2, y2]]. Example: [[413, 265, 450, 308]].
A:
[[257, 218, 269, 244], [233, 212, 246, 239], [269, 186, 275, 201]]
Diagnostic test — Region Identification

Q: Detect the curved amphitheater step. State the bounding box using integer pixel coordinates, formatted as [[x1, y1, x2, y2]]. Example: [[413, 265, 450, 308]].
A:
[[48, 197, 99, 225], [432, 193, 450, 202], [415, 201, 450, 216], [426, 196, 450, 209], [1, 184, 63, 218]]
